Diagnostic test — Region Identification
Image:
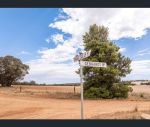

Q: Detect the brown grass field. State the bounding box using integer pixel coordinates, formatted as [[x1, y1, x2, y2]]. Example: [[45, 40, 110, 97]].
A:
[[0, 84, 150, 119]]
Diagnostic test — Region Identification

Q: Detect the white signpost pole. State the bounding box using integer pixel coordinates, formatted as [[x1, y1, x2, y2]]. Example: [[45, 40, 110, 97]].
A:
[[74, 51, 90, 120], [79, 60, 84, 119]]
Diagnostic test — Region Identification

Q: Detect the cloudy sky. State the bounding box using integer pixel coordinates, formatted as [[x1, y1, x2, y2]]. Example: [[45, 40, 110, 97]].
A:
[[0, 8, 150, 84]]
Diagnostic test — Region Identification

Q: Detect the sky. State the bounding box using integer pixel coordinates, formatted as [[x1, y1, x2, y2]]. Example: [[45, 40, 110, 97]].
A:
[[0, 8, 150, 84]]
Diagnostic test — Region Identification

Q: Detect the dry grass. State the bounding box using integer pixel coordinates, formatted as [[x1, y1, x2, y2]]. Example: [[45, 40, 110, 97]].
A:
[[0, 85, 81, 99], [1, 84, 150, 100], [129, 85, 150, 101], [91, 110, 150, 119]]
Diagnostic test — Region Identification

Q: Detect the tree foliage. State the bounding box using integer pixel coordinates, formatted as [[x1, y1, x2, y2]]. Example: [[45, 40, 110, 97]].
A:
[[13, 80, 37, 85], [0, 55, 29, 87], [81, 24, 132, 98]]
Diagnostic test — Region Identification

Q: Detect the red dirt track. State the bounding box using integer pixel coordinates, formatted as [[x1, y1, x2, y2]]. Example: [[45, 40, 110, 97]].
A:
[[0, 93, 150, 119]]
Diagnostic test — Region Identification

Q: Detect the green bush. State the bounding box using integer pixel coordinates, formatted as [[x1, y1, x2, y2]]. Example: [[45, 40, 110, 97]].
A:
[[84, 82, 132, 99], [84, 80, 133, 99], [131, 83, 136, 86], [84, 87, 111, 99], [110, 82, 133, 98]]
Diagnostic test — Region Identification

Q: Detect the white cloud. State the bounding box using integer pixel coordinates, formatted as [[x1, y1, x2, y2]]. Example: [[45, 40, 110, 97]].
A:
[[124, 60, 150, 80], [45, 38, 50, 43], [50, 8, 150, 41], [48, 8, 150, 62], [54, 13, 69, 21], [20, 51, 31, 55], [45, 34, 64, 44], [138, 48, 149, 53], [50, 33, 64, 44], [119, 48, 126, 53], [26, 8, 150, 83], [131, 60, 150, 74], [137, 48, 150, 56], [24, 59, 79, 84], [38, 39, 76, 63]]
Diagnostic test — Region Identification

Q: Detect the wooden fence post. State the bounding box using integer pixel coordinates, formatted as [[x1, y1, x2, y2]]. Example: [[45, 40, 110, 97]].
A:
[[74, 85, 76, 94], [20, 86, 22, 92]]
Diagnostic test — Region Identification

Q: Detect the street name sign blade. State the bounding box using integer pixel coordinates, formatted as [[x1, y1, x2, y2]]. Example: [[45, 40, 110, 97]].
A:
[[73, 55, 79, 62], [80, 50, 91, 59], [80, 61, 107, 67], [73, 50, 91, 62]]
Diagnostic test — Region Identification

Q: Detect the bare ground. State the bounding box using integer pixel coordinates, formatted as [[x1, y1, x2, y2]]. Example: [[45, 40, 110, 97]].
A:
[[91, 110, 150, 119], [0, 85, 150, 119]]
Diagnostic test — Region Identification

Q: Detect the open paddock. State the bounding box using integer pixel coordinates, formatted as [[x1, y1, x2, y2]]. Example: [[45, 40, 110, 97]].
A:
[[0, 84, 150, 119]]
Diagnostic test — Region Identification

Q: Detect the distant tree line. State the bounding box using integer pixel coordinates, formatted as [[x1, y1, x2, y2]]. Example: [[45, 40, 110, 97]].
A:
[[13, 81, 80, 86], [130, 80, 149, 82], [13, 80, 46, 86], [141, 82, 150, 85], [52, 83, 80, 86]]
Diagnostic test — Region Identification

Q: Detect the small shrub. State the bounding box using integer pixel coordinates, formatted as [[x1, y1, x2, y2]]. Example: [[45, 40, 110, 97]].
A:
[[121, 81, 132, 85], [131, 83, 136, 86], [140, 93, 144, 98], [134, 105, 138, 112], [110, 82, 133, 98], [84, 87, 111, 99], [84, 81, 132, 99]]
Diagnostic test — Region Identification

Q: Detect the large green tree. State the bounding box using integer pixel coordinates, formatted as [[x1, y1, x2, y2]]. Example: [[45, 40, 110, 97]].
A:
[[81, 24, 132, 98], [0, 55, 29, 87]]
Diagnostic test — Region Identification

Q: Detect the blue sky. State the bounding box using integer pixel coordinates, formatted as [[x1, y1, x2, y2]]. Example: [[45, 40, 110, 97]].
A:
[[116, 29, 150, 61], [1, 8, 150, 84], [0, 8, 59, 62]]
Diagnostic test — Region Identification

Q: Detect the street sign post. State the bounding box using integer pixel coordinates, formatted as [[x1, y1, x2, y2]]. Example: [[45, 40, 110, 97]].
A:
[[73, 50, 107, 120], [74, 51, 91, 119]]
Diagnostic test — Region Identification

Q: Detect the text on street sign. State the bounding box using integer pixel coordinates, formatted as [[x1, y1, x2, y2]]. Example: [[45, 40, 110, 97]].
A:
[[74, 50, 91, 62], [80, 61, 107, 67]]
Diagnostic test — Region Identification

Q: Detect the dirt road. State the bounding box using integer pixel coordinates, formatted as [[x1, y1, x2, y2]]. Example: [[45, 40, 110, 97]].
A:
[[0, 93, 150, 119]]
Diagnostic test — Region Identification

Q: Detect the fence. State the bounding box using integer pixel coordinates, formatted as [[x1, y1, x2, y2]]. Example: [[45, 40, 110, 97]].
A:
[[12, 85, 80, 94]]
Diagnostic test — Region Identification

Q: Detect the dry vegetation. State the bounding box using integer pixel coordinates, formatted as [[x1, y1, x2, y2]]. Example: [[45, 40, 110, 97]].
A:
[[129, 85, 150, 100], [91, 110, 150, 119], [0, 82, 150, 119], [0, 85, 81, 99]]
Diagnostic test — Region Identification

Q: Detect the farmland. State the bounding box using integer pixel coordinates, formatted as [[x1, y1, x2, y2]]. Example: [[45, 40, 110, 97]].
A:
[[0, 83, 150, 119]]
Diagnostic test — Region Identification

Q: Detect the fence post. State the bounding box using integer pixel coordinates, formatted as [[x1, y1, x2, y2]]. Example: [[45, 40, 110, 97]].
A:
[[20, 86, 22, 92], [74, 85, 76, 94]]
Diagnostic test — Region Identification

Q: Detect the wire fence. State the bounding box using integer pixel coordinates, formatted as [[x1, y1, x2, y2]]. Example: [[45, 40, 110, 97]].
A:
[[11, 85, 81, 94]]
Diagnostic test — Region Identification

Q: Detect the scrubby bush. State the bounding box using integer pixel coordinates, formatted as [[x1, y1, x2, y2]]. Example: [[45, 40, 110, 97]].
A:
[[131, 83, 136, 86], [140, 93, 144, 98], [84, 87, 111, 99], [121, 81, 131, 85], [84, 82, 132, 99], [110, 82, 133, 98]]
